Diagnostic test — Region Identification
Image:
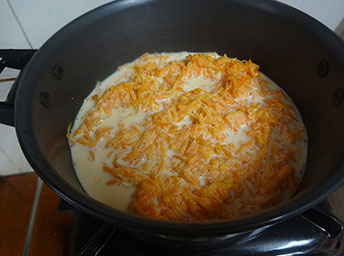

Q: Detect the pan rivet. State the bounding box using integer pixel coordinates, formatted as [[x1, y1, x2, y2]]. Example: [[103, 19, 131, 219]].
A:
[[317, 61, 329, 77], [333, 88, 344, 106], [39, 91, 50, 108], [53, 65, 63, 80]]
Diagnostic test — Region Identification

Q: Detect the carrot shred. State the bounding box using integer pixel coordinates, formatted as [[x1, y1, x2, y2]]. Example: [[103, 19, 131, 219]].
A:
[[67, 53, 307, 222]]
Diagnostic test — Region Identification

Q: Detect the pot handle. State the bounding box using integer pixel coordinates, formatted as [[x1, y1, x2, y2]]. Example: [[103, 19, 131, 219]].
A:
[[77, 223, 116, 255], [301, 206, 343, 239], [0, 49, 37, 126]]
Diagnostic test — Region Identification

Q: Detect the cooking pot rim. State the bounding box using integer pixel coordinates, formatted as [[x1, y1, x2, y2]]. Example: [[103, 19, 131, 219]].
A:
[[14, 0, 344, 236]]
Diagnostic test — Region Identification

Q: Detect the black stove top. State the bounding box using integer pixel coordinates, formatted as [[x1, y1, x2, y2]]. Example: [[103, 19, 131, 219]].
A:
[[72, 201, 343, 256]]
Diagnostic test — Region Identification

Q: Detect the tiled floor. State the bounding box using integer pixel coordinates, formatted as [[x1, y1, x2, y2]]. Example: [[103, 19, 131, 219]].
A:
[[0, 125, 33, 175], [0, 0, 112, 176], [7, 0, 112, 48], [0, 68, 33, 175], [277, 0, 344, 35], [0, 0, 30, 48], [1, 0, 343, 50], [0, 0, 344, 176]]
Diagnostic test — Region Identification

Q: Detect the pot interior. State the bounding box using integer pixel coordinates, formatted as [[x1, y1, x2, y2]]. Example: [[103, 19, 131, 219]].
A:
[[16, 0, 344, 236]]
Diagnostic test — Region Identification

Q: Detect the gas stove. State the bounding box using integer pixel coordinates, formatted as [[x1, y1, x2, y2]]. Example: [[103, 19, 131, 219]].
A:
[[72, 200, 343, 256], [2, 50, 343, 256]]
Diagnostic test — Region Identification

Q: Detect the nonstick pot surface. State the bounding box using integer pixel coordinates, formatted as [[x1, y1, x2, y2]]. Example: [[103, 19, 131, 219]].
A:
[[14, 0, 344, 237]]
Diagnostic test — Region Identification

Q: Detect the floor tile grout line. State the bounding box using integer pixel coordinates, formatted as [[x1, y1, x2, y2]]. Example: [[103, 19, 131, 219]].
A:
[[0, 140, 32, 174], [0, 144, 18, 165], [6, 0, 33, 49]]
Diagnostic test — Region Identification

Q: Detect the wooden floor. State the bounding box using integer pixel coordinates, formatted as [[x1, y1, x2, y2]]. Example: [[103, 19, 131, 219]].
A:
[[0, 173, 74, 256]]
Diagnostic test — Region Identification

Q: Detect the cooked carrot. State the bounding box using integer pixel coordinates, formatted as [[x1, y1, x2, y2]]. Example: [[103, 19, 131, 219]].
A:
[[67, 53, 306, 222]]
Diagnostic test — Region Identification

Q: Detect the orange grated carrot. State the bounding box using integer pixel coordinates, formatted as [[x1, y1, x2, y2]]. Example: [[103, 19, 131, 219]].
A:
[[68, 53, 306, 222]]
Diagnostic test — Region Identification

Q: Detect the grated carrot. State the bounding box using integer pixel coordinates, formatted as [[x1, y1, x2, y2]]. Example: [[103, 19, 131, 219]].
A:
[[67, 53, 306, 222]]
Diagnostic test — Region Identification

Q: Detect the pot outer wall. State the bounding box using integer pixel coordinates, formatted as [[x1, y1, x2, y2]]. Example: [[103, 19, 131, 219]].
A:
[[11, 0, 344, 239]]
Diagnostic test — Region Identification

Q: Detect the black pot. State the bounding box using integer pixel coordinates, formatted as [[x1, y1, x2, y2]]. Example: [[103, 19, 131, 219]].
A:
[[1, 0, 344, 241]]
